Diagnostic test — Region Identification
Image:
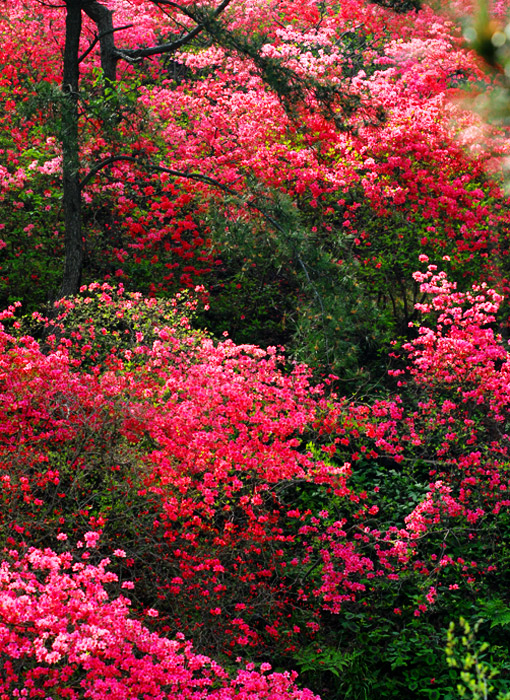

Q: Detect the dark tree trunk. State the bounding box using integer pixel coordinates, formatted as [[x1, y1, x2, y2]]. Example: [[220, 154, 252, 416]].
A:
[[60, 0, 83, 298], [54, 0, 231, 300], [82, 1, 118, 83]]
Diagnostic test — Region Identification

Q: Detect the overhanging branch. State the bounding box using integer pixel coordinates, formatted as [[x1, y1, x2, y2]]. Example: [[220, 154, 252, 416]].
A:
[[115, 24, 203, 61], [116, 0, 234, 60], [81, 153, 328, 350], [78, 24, 133, 65], [81, 154, 283, 232]]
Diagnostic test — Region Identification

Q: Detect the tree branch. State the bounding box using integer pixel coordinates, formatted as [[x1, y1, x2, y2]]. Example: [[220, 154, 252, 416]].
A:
[[81, 0, 118, 81], [80, 155, 294, 237], [78, 24, 133, 65], [116, 0, 234, 60], [81, 154, 329, 349], [115, 24, 204, 61]]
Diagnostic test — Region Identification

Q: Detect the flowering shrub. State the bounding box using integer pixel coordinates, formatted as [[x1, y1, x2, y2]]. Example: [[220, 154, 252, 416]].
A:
[[1, 292, 353, 663], [24, 280, 209, 366], [2, 0, 510, 694], [2, 0, 510, 382], [2, 261, 510, 697], [287, 262, 510, 696], [0, 539, 320, 700]]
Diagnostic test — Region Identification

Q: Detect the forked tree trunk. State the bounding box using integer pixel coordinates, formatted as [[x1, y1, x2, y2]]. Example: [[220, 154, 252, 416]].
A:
[[58, 0, 119, 298], [55, 0, 236, 299], [60, 0, 83, 298]]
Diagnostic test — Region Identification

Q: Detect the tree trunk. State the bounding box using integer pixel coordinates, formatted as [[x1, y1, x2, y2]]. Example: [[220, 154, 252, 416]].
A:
[[54, 0, 230, 300], [82, 0, 118, 84], [60, 0, 83, 298]]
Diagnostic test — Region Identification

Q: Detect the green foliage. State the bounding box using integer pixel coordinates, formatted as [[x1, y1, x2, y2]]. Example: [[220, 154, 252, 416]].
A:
[[292, 609, 460, 699], [446, 618, 510, 700], [294, 643, 374, 699], [274, 441, 510, 700], [200, 190, 400, 390], [197, 195, 301, 348], [0, 177, 64, 312], [479, 599, 510, 631]]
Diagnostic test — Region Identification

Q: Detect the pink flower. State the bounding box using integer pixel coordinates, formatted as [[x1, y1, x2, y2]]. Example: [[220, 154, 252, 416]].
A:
[[83, 531, 100, 548]]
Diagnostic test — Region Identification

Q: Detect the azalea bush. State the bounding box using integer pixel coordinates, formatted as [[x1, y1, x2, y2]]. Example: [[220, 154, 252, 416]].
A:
[[1, 292, 351, 664], [282, 260, 510, 697], [0, 539, 320, 700], [2, 0, 510, 382], [2, 260, 510, 696], [2, 0, 510, 697]]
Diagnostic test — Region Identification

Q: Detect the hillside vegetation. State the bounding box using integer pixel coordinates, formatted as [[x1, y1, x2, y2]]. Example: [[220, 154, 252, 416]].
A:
[[2, 0, 510, 698]]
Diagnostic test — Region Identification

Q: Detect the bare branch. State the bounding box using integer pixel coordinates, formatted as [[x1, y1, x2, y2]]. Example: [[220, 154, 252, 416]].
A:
[[78, 24, 133, 65], [80, 155, 136, 188], [80, 155, 284, 233], [117, 0, 234, 60], [115, 24, 203, 61], [33, 0, 66, 7], [80, 154, 328, 338]]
